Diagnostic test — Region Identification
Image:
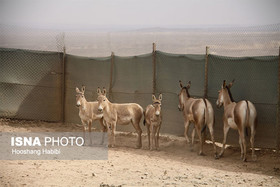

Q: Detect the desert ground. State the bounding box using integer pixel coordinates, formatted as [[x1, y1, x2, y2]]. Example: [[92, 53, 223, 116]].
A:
[[0, 118, 279, 187]]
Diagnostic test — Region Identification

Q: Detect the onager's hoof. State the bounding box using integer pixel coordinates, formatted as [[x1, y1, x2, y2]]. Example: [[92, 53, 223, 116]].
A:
[[198, 152, 206, 156], [214, 153, 219, 159], [218, 153, 224, 158], [136, 145, 142, 149]]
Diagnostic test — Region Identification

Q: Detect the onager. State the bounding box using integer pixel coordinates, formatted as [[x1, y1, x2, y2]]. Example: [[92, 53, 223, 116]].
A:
[[76, 86, 106, 145], [144, 94, 163, 150], [96, 88, 143, 148], [216, 80, 257, 162], [178, 81, 217, 158]]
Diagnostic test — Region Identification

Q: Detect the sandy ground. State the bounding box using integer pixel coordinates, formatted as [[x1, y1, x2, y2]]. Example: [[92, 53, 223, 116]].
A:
[[0, 118, 279, 187]]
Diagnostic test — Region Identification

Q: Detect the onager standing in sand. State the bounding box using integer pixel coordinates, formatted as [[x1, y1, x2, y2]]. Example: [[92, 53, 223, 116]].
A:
[[178, 81, 217, 158], [216, 80, 257, 162], [76, 86, 106, 145], [96, 88, 143, 148], [144, 94, 163, 150]]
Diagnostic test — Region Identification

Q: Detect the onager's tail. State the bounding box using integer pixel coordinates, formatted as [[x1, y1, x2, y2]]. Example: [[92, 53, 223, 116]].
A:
[[201, 99, 208, 133], [245, 100, 250, 137], [143, 110, 146, 126]]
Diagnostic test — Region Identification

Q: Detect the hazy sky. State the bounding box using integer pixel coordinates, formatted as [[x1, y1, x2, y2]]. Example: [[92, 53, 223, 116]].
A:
[[0, 0, 279, 29]]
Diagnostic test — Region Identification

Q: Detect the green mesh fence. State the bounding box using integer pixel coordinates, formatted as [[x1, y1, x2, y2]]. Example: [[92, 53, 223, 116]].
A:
[[0, 47, 279, 148], [0, 48, 63, 121]]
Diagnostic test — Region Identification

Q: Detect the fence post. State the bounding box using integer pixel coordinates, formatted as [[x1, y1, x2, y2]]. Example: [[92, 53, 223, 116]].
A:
[[153, 43, 156, 94], [61, 46, 66, 123], [109, 52, 114, 101], [204, 46, 209, 98], [277, 46, 280, 152]]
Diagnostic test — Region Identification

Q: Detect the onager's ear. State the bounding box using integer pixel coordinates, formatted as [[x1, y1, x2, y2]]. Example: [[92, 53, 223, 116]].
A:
[[159, 94, 162, 101], [179, 80, 183, 88], [222, 80, 226, 88], [186, 81, 191, 89], [228, 79, 235, 88], [102, 87, 107, 96], [152, 94, 156, 102], [97, 87, 102, 96], [76, 87, 80, 93], [81, 85, 85, 93]]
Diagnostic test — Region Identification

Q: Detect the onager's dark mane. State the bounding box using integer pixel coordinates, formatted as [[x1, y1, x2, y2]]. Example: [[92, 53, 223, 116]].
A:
[[225, 86, 234, 102], [182, 87, 190, 97]]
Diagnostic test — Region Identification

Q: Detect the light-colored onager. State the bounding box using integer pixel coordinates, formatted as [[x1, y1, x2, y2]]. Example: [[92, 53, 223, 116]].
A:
[[96, 88, 143, 148], [216, 80, 257, 162], [178, 81, 217, 158], [144, 94, 163, 150], [76, 86, 106, 145]]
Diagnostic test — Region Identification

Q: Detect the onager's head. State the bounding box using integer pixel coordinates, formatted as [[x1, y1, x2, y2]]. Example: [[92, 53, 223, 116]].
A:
[[216, 79, 235, 108], [75, 86, 86, 107], [178, 80, 191, 111], [152, 94, 162, 116], [96, 88, 108, 112]]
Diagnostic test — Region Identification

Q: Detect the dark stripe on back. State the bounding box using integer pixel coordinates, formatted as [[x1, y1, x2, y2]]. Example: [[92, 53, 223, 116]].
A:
[[226, 86, 234, 102], [183, 87, 190, 97]]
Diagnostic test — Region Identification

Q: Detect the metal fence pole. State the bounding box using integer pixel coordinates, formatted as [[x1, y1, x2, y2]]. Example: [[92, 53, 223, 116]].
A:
[[109, 52, 114, 101], [204, 46, 209, 98], [277, 46, 280, 152], [153, 43, 156, 94], [61, 46, 66, 123]]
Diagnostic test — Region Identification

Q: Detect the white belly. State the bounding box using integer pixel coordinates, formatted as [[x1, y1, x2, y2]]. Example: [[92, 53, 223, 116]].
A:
[[228, 118, 238, 130], [117, 116, 132, 125]]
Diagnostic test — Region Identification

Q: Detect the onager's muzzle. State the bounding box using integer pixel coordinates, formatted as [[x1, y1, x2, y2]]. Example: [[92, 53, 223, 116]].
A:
[[155, 110, 160, 116], [178, 104, 183, 111], [76, 101, 81, 108], [216, 100, 222, 108]]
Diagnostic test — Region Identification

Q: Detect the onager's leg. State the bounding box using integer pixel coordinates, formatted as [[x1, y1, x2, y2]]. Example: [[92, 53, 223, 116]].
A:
[[208, 124, 218, 158], [219, 124, 230, 158], [132, 121, 142, 149], [195, 124, 204, 156], [99, 119, 107, 145], [111, 122, 117, 148], [239, 135, 244, 160], [82, 120, 87, 146], [150, 125, 155, 150], [240, 129, 247, 162], [184, 120, 190, 144], [88, 121, 92, 146], [100, 119, 107, 132], [147, 123, 151, 149], [156, 125, 161, 150], [190, 127, 196, 151], [250, 125, 257, 161]]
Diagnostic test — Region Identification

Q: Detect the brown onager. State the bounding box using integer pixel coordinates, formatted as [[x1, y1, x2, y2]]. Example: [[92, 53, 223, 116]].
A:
[[178, 81, 217, 158], [96, 88, 143, 148], [76, 86, 106, 145], [144, 94, 163, 150], [216, 80, 257, 162]]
